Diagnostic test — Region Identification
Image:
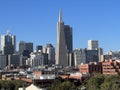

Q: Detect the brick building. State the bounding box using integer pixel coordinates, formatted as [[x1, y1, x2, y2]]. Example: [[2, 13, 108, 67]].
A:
[[78, 59, 120, 75], [78, 62, 102, 74], [102, 59, 120, 75]]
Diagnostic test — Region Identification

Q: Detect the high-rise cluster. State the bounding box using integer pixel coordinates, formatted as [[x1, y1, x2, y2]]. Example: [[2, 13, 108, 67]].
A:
[[0, 32, 56, 69], [0, 9, 110, 69]]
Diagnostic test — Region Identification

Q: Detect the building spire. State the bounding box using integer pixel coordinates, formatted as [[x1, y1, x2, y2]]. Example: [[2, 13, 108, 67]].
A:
[[59, 9, 62, 22]]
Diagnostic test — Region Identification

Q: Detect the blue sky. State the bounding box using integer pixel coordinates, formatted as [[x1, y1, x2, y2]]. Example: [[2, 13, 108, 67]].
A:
[[0, 0, 120, 53]]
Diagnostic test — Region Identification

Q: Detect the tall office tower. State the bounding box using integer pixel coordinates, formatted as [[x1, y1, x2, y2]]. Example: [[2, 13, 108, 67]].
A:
[[56, 10, 73, 67], [1, 32, 16, 55], [73, 48, 86, 67], [43, 44, 55, 65], [88, 40, 98, 50], [18, 41, 33, 57]]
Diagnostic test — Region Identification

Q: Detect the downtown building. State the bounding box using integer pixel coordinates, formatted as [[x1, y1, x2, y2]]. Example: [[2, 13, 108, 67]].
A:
[[78, 59, 120, 75], [73, 48, 99, 66], [0, 55, 7, 69], [86, 40, 103, 63], [1, 31, 16, 55], [0, 32, 16, 67], [87, 40, 98, 50], [8, 54, 20, 67], [56, 10, 73, 67], [18, 41, 33, 57], [43, 44, 55, 65], [26, 51, 48, 67], [73, 40, 103, 66], [18, 41, 33, 66], [73, 48, 86, 67]]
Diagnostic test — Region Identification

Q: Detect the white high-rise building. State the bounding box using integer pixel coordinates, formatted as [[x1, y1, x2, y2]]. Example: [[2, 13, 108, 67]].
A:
[[88, 40, 98, 50], [1, 31, 16, 55], [43, 44, 55, 65]]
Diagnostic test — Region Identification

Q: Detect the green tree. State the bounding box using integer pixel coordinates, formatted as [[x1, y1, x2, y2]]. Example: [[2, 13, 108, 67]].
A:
[[100, 75, 120, 90], [3, 80, 10, 90], [100, 82, 111, 90], [60, 81, 71, 90], [9, 81, 15, 90], [48, 78, 61, 90], [0, 80, 2, 90], [86, 74, 105, 90], [111, 83, 120, 90], [60, 81, 76, 90], [14, 80, 24, 90]]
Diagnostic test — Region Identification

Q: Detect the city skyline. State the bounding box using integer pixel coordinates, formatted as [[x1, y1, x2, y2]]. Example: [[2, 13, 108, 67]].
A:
[[0, 0, 120, 53]]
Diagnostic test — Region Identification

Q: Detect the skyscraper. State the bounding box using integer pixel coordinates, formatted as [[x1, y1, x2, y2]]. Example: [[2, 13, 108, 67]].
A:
[[18, 41, 33, 57], [56, 9, 73, 67], [1, 31, 16, 55], [88, 40, 98, 50]]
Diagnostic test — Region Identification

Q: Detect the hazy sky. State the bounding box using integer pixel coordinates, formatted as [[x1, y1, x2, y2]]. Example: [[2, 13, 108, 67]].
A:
[[0, 0, 120, 53]]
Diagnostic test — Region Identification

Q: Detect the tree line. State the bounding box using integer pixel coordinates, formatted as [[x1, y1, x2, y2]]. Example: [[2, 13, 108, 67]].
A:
[[0, 80, 23, 90], [86, 74, 120, 90], [0, 74, 119, 90], [47, 74, 120, 90]]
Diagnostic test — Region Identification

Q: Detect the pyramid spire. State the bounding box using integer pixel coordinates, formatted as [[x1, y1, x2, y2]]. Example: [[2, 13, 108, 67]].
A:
[[59, 9, 62, 22]]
